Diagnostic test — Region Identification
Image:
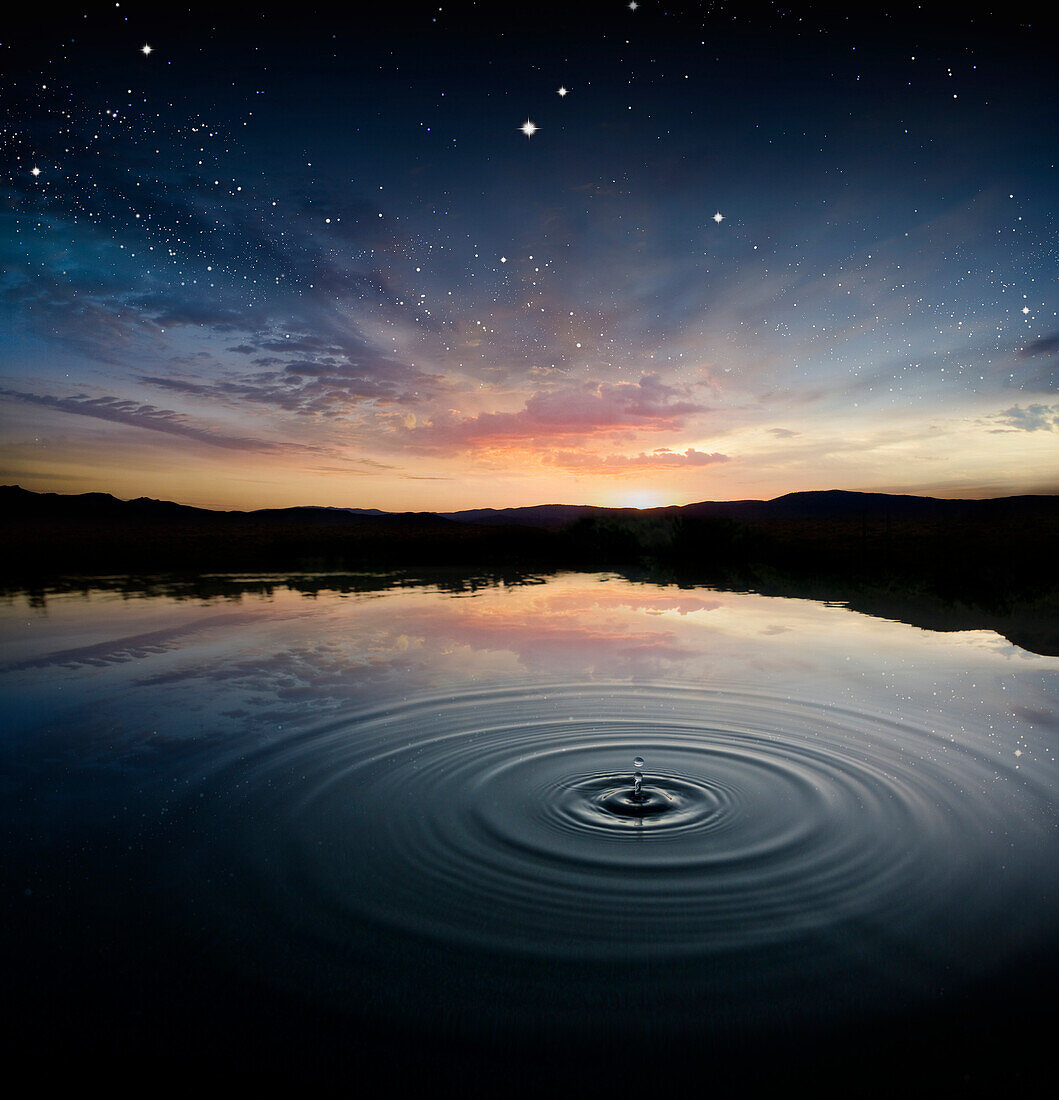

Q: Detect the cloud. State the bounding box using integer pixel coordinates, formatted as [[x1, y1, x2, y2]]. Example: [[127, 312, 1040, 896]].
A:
[[141, 352, 440, 417], [545, 448, 729, 472], [128, 296, 249, 331], [768, 427, 799, 438], [1012, 335, 1059, 391], [1, 276, 145, 363], [132, 297, 445, 416], [0, 388, 316, 452], [1018, 333, 1059, 357], [990, 404, 1058, 432], [405, 374, 707, 452]]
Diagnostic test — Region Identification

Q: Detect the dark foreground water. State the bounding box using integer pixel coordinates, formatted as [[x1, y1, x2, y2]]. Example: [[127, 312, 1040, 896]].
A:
[[3, 572, 1057, 1090]]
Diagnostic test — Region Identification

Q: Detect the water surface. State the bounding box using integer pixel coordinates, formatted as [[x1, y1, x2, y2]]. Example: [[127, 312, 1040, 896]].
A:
[[3, 572, 1057, 1087]]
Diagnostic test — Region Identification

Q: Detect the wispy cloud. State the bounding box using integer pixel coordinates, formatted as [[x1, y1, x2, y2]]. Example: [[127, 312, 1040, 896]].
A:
[[0, 388, 318, 452], [141, 353, 439, 417], [1018, 333, 1059, 358], [988, 404, 1059, 432]]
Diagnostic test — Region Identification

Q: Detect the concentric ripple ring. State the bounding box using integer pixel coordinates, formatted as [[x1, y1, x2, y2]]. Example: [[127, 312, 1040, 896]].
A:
[[174, 682, 1059, 1033]]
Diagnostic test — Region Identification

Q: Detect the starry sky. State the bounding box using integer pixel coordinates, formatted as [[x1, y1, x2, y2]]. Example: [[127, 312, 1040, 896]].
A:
[[2, 1, 1057, 511]]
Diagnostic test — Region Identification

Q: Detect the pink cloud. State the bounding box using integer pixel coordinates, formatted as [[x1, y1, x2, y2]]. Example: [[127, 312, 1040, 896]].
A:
[[541, 592, 723, 615], [405, 374, 707, 452], [397, 605, 697, 675], [546, 447, 729, 472]]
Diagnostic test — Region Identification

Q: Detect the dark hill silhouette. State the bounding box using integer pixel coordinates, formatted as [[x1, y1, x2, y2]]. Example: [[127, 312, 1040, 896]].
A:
[[0, 484, 550, 574], [3, 484, 1058, 655], [0, 485, 452, 529], [442, 489, 1059, 526], [10, 483, 1056, 529], [441, 503, 623, 527]]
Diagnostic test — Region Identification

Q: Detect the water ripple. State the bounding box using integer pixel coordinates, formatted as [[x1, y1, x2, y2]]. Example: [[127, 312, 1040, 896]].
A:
[[176, 682, 1059, 1031]]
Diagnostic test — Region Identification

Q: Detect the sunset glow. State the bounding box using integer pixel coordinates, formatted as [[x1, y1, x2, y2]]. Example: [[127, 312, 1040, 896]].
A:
[[2, 4, 1056, 511]]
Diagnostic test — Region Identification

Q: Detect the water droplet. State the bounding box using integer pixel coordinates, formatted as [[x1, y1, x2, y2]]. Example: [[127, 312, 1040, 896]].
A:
[[633, 757, 644, 769], [633, 756, 644, 800]]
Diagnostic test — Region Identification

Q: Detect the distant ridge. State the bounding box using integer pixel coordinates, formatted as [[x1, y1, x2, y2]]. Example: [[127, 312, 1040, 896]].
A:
[[443, 489, 1059, 527], [440, 504, 622, 527], [0, 485, 454, 528], [4, 484, 1057, 528]]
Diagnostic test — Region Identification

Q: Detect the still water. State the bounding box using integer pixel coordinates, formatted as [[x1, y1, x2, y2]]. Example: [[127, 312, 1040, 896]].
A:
[[3, 572, 1057, 1086]]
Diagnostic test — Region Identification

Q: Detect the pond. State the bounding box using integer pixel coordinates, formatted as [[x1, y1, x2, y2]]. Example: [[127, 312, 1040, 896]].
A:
[[3, 571, 1057, 1088]]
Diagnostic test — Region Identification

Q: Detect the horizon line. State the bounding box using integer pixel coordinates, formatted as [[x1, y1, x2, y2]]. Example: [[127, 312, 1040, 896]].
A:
[[5, 482, 1059, 516]]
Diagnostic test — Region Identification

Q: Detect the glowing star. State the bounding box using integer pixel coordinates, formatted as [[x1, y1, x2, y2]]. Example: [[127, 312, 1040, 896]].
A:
[[557, 86, 568, 97], [520, 119, 538, 137], [141, 44, 153, 55], [713, 211, 724, 223], [30, 166, 41, 177], [629, 2, 638, 9], [1022, 306, 1030, 314]]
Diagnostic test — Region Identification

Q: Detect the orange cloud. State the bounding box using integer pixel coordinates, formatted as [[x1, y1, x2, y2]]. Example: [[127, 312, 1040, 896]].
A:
[[403, 373, 707, 453], [545, 447, 729, 472]]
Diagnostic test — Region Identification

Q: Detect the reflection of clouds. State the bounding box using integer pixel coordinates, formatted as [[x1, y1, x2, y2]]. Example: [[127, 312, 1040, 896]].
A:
[[136, 639, 415, 716], [6, 577, 1051, 762], [125, 586, 711, 711], [394, 603, 698, 678], [0, 612, 260, 671], [539, 590, 723, 616]]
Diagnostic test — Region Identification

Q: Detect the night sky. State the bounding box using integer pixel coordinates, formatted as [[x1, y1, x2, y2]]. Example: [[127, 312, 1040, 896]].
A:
[[2, 1, 1057, 511]]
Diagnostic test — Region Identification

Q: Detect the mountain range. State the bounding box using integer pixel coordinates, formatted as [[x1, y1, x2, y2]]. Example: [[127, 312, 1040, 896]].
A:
[[5, 484, 1057, 528]]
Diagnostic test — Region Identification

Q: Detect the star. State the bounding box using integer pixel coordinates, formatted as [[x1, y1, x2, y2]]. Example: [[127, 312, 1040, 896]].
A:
[[30, 166, 41, 177], [629, 2, 639, 9], [713, 211, 724, 223], [520, 119, 538, 137], [1021, 306, 1030, 314], [557, 86, 568, 97], [141, 44, 153, 56]]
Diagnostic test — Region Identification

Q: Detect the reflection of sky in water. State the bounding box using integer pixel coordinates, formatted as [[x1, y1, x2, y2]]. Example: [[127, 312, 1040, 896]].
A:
[[2, 574, 1054, 768], [4, 572, 1059, 1082]]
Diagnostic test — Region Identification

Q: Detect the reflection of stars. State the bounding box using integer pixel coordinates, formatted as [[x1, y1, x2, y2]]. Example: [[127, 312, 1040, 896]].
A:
[[141, 44, 153, 56], [713, 211, 724, 223], [1015, 749, 1023, 757], [557, 86, 568, 97], [520, 119, 538, 137]]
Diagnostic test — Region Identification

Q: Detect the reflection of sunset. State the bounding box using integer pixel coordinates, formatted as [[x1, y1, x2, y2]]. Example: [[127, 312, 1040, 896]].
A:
[[2, 574, 1045, 757], [6, 572, 1020, 690], [539, 588, 723, 617]]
